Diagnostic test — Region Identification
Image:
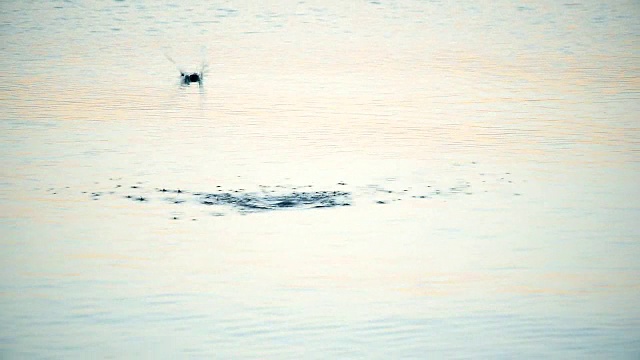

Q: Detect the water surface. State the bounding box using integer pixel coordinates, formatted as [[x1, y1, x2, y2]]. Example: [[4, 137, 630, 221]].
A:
[[1, 0, 639, 358]]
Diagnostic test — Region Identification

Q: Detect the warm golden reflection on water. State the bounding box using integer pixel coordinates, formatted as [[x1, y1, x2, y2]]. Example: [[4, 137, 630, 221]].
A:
[[1, 0, 639, 358]]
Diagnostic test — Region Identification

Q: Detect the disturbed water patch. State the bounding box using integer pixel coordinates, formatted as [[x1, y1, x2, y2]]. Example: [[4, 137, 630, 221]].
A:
[[72, 183, 354, 216], [42, 165, 521, 219], [151, 185, 352, 212], [197, 189, 351, 211]]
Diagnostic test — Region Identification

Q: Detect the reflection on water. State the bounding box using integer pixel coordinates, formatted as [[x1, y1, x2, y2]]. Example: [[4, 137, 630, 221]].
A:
[[1, 0, 639, 358]]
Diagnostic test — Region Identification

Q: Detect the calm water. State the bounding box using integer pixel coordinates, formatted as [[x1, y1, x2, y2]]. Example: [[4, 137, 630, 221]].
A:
[[1, 0, 639, 358]]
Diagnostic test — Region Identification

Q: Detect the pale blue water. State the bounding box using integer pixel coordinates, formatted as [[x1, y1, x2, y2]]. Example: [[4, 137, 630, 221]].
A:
[[1, 0, 639, 358]]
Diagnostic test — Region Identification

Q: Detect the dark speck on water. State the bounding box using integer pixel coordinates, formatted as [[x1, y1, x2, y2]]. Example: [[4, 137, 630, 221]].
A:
[[276, 200, 296, 207]]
